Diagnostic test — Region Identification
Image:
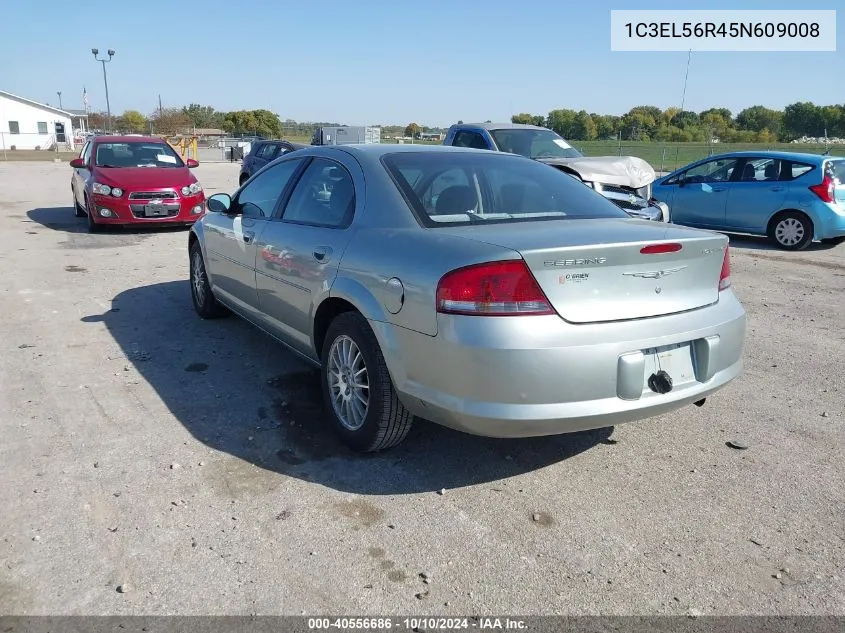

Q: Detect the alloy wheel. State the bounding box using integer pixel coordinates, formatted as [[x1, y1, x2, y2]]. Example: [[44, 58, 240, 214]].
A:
[[191, 252, 207, 308], [327, 335, 370, 431]]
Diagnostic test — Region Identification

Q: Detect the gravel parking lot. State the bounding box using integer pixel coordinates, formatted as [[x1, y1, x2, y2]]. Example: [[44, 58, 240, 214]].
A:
[[1, 160, 843, 616]]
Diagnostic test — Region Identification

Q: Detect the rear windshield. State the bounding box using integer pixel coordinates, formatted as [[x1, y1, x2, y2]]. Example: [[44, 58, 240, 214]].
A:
[[95, 142, 184, 168], [382, 151, 630, 227], [827, 160, 845, 183]]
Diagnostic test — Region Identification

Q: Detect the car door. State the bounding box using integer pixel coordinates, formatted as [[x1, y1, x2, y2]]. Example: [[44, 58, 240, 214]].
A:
[[664, 156, 741, 228], [255, 156, 359, 358], [202, 159, 305, 318], [72, 141, 93, 207], [722, 157, 789, 234], [253, 142, 280, 171]]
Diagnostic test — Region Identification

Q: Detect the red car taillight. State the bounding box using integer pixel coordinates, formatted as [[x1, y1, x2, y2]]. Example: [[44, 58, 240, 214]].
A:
[[436, 260, 554, 316], [719, 246, 731, 292], [809, 175, 835, 203]]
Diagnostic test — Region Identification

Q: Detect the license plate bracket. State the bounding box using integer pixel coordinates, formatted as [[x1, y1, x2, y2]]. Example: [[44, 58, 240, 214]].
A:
[[642, 342, 695, 387], [144, 204, 169, 217]]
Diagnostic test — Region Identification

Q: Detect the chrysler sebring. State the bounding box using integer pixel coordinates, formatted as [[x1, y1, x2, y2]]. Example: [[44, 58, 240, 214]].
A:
[[188, 144, 746, 452]]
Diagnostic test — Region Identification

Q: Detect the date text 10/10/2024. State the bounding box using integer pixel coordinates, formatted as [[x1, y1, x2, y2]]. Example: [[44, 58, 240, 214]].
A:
[[307, 617, 528, 630]]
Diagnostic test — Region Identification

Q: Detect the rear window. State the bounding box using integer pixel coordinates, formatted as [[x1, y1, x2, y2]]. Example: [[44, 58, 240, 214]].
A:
[[826, 160, 845, 184], [382, 151, 630, 227]]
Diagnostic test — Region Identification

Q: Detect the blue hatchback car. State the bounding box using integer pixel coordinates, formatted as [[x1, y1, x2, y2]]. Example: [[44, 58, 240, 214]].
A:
[[652, 151, 845, 250]]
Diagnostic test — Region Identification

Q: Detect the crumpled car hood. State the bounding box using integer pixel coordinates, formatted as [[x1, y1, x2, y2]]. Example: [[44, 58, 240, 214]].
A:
[[538, 155, 656, 189]]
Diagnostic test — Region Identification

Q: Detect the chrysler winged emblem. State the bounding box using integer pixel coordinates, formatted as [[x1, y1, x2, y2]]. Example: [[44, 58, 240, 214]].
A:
[[622, 266, 687, 279]]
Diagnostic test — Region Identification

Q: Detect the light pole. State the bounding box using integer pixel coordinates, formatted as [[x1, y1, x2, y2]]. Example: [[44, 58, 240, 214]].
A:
[[91, 48, 115, 132], [57, 91, 63, 110]]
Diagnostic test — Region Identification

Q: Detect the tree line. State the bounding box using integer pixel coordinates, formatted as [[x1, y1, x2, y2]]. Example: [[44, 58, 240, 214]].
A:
[[86, 104, 438, 140], [511, 102, 845, 143]]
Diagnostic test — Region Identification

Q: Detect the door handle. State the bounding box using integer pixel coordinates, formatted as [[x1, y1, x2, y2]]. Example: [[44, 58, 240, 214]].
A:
[[770, 186, 784, 191], [243, 231, 255, 244], [313, 246, 333, 262], [712, 187, 726, 192]]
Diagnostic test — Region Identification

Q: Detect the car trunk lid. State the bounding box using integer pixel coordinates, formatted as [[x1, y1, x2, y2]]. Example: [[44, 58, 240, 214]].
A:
[[436, 219, 728, 323]]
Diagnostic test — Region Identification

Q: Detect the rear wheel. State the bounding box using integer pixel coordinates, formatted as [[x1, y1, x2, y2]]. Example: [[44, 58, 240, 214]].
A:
[[189, 241, 228, 318], [768, 211, 813, 251], [320, 312, 413, 452]]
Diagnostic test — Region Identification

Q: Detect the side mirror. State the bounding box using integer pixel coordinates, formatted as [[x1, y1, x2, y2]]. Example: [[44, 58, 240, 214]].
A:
[[206, 193, 233, 214], [677, 176, 687, 188], [69, 158, 85, 168], [186, 158, 199, 168]]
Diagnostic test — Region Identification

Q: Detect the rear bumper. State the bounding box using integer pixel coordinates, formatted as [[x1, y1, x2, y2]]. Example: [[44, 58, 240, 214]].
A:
[[817, 202, 845, 238], [370, 291, 746, 438], [89, 192, 206, 225]]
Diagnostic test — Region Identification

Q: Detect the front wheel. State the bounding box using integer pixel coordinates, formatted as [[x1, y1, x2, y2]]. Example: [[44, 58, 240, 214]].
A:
[[321, 312, 413, 452], [768, 212, 813, 251], [73, 191, 86, 218], [189, 242, 228, 319], [85, 198, 103, 233]]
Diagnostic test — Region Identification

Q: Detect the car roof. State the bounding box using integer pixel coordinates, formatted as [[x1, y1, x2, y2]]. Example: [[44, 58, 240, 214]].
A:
[[451, 122, 549, 131], [92, 135, 169, 144], [706, 150, 841, 163], [310, 143, 525, 159]]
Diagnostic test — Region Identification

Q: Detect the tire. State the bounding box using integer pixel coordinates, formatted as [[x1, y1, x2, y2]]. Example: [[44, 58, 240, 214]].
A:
[[85, 197, 103, 233], [189, 241, 228, 319], [320, 312, 413, 452], [73, 191, 86, 218], [768, 211, 813, 251]]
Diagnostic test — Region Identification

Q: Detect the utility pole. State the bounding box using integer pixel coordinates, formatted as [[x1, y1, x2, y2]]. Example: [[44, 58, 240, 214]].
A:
[[91, 48, 115, 131]]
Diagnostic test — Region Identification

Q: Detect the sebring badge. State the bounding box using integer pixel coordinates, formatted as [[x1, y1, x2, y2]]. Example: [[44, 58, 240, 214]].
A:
[[544, 257, 607, 267], [622, 266, 687, 279]]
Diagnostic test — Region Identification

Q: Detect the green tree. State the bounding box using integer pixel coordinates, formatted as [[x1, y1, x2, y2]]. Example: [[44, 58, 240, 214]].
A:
[[783, 102, 823, 139], [117, 110, 147, 133], [670, 110, 700, 129], [735, 106, 783, 134], [547, 109, 579, 138], [182, 104, 223, 129], [404, 122, 422, 138], [570, 110, 596, 140], [511, 113, 546, 126], [221, 109, 282, 138]]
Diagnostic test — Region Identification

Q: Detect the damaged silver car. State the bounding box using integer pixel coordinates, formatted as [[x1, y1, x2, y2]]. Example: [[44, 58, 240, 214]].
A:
[[443, 122, 669, 222]]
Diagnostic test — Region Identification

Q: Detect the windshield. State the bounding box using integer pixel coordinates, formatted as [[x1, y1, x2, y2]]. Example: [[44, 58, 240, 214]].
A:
[[95, 142, 185, 168], [383, 151, 629, 227], [489, 128, 583, 160]]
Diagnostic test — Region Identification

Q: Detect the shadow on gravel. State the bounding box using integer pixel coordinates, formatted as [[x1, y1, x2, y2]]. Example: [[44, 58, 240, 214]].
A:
[[26, 206, 190, 235], [82, 280, 610, 495]]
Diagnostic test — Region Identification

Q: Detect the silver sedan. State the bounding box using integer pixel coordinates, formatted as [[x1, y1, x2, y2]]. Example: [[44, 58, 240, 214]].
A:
[[188, 144, 747, 452]]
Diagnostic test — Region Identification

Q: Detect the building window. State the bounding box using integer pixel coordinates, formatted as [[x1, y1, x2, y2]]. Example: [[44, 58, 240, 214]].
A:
[[8, 121, 20, 134], [37, 122, 48, 135]]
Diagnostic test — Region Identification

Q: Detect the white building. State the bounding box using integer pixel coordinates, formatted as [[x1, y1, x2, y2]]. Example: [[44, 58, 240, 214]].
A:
[[0, 90, 76, 151]]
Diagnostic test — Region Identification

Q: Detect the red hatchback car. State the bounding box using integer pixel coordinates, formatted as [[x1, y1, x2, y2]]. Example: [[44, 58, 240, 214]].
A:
[[70, 135, 206, 232]]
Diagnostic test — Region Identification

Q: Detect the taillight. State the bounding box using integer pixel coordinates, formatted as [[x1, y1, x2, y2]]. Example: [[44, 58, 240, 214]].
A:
[[809, 175, 835, 203], [719, 246, 731, 292], [641, 242, 682, 254], [436, 260, 553, 316]]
